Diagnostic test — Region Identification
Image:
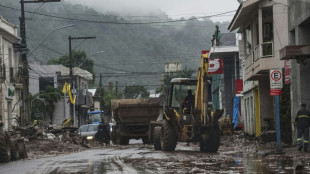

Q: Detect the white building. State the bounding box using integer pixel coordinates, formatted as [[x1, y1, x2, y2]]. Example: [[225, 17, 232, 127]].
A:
[[29, 63, 93, 127], [0, 16, 23, 130], [229, 0, 289, 136], [165, 61, 182, 73]]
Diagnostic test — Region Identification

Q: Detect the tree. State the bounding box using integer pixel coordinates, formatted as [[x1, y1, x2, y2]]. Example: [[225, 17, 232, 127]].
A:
[[47, 50, 95, 80], [39, 86, 62, 123], [29, 93, 46, 120], [102, 88, 116, 115], [124, 85, 150, 99]]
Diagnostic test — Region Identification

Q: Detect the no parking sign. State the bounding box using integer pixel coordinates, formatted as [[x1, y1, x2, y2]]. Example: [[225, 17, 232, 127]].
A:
[[270, 69, 283, 96]]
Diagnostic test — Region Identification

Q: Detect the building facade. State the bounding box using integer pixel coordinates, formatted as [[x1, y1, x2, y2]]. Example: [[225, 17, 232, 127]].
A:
[[165, 61, 182, 73], [229, 0, 289, 136], [280, 0, 310, 142], [29, 63, 93, 127], [0, 16, 23, 130], [209, 33, 240, 119]]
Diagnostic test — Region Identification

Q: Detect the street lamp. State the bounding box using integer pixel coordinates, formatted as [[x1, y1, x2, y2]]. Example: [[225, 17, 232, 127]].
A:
[[30, 24, 74, 54], [120, 81, 136, 92], [75, 50, 104, 70], [104, 72, 126, 85]]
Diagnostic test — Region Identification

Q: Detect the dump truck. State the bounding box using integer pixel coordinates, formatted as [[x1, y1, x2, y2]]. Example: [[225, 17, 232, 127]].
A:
[[110, 98, 161, 145], [153, 51, 223, 152], [0, 122, 27, 162]]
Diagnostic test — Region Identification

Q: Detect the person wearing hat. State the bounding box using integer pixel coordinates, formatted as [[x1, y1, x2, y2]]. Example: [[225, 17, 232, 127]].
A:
[[295, 102, 310, 152]]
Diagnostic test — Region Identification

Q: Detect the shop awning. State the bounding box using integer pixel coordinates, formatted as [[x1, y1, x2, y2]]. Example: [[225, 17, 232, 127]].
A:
[[280, 45, 310, 60]]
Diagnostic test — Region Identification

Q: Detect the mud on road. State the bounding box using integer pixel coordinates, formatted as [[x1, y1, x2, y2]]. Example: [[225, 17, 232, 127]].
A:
[[1, 135, 310, 174]]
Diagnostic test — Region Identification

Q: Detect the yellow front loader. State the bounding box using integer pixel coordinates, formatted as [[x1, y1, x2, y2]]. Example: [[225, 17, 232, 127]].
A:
[[153, 51, 223, 152]]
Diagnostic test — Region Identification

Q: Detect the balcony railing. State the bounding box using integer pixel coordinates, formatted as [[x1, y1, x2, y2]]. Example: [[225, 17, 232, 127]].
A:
[[244, 42, 274, 69], [253, 44, 260, 62], [245, 50, 253, 69]]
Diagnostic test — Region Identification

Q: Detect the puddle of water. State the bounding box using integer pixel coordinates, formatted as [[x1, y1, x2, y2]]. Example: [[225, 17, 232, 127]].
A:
[[1, 148, 310, 174], [219, 152, 310, 174]]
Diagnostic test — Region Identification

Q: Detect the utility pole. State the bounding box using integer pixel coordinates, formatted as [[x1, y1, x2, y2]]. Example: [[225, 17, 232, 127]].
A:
[[99, 73, 103, 111], [19, 0, 60, 124], [68, 36, 96, 127], [115, 81, 118, 98]]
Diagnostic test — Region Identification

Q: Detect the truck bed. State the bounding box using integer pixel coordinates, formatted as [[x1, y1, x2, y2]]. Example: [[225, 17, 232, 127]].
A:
[[111, 99, 160, 124]]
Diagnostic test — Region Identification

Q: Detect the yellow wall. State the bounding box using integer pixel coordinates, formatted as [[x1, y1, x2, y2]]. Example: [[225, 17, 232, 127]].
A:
[[254, 89, 261, 137]]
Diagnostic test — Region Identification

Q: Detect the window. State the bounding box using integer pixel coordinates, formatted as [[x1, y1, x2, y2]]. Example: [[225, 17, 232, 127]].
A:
[[245, 27, 252, 55], [89, 113, 101, 123], [263, 23, 273, 42], [39, 77, 54, 92], [8, 48, 13, 83], [171, 84, 196, 108]]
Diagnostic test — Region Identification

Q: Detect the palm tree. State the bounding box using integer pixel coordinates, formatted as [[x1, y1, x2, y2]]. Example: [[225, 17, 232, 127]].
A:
[[29, 93, 46, 121], [39, 86, 62, 123]]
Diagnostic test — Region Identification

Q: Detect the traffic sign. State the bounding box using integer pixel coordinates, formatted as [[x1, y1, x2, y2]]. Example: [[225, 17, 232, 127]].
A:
[[270, 69, 283, 89], [269, 69, 283, 151], [270, 89, 283, 96]]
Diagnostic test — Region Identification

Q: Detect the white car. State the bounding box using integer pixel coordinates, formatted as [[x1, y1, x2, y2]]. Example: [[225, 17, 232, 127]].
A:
[[78, 124, 99, 144]]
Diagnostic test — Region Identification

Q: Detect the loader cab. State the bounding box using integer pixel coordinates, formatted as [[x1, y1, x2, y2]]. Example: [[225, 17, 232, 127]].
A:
[[88, 110, 104, 124], [169, 78, 197, 114]]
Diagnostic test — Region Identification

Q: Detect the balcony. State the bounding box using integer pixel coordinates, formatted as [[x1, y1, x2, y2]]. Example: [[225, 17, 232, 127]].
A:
[[244, 42, 274, 81]]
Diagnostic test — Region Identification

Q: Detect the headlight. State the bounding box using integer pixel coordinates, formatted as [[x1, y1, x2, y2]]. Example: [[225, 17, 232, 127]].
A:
[[86, 136, 94, 140]]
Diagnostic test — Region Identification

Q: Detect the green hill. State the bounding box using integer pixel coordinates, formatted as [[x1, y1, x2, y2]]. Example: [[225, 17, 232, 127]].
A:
[[0, 0, 230, 89]]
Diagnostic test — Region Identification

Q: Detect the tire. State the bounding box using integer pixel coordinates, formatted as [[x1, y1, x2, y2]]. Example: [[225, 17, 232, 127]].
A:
[[111, 131, 117, 145], [11, 143, 19, 161], [153, 127, 162, 150], [104, 138, 110, 145], [142, 137, 149, 144], [119, 136, 129, 145], [104, 129, 111, 145], [161, 120, 177, 151], [200, 125, 220, 152], [0, 131, 11, 162]]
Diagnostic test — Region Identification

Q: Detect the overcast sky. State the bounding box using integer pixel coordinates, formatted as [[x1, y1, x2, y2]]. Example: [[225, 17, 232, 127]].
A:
[[65, 0, 240, 22]]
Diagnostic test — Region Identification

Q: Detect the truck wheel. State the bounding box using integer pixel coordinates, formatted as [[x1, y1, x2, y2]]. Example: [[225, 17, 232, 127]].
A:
[[200, 124, 220, 152], [103, 131, 111, 145], [104, 138, 110, 145], [153, 127, 162, 150], [11, 143, 20, 161], [111, 131, 117, 145], [0, 131, 11, 162], [142, 137, 149, 144], [119, 136, 129, 145], [161, 120, 177, 151]]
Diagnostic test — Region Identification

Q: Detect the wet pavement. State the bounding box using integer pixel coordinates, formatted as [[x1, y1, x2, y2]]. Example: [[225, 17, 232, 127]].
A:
[[1, 138, 310, 174]]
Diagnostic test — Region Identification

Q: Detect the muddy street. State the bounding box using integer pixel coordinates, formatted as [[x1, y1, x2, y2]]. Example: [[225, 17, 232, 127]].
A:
[[1, 137, 310, 174]]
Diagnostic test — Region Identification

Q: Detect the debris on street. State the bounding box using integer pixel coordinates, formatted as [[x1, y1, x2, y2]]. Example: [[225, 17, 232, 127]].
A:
[[13, 121, 108, 159]]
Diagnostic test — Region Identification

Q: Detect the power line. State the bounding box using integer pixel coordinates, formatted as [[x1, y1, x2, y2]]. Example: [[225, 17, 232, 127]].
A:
[[3, 15, 232, 28], [0, 4, 235, 25], [0, 1, 236, 19]]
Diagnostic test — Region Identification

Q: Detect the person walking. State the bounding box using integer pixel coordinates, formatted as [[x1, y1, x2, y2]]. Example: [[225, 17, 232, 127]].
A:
[[295, 102, 310, 152]]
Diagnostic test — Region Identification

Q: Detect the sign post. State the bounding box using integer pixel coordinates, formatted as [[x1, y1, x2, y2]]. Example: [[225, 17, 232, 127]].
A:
[[270, 69, 283, 152]]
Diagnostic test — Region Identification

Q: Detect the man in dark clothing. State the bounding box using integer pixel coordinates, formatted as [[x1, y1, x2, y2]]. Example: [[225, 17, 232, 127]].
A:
[[182, 89, 195, 114], [295, 102, 310, 152]]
